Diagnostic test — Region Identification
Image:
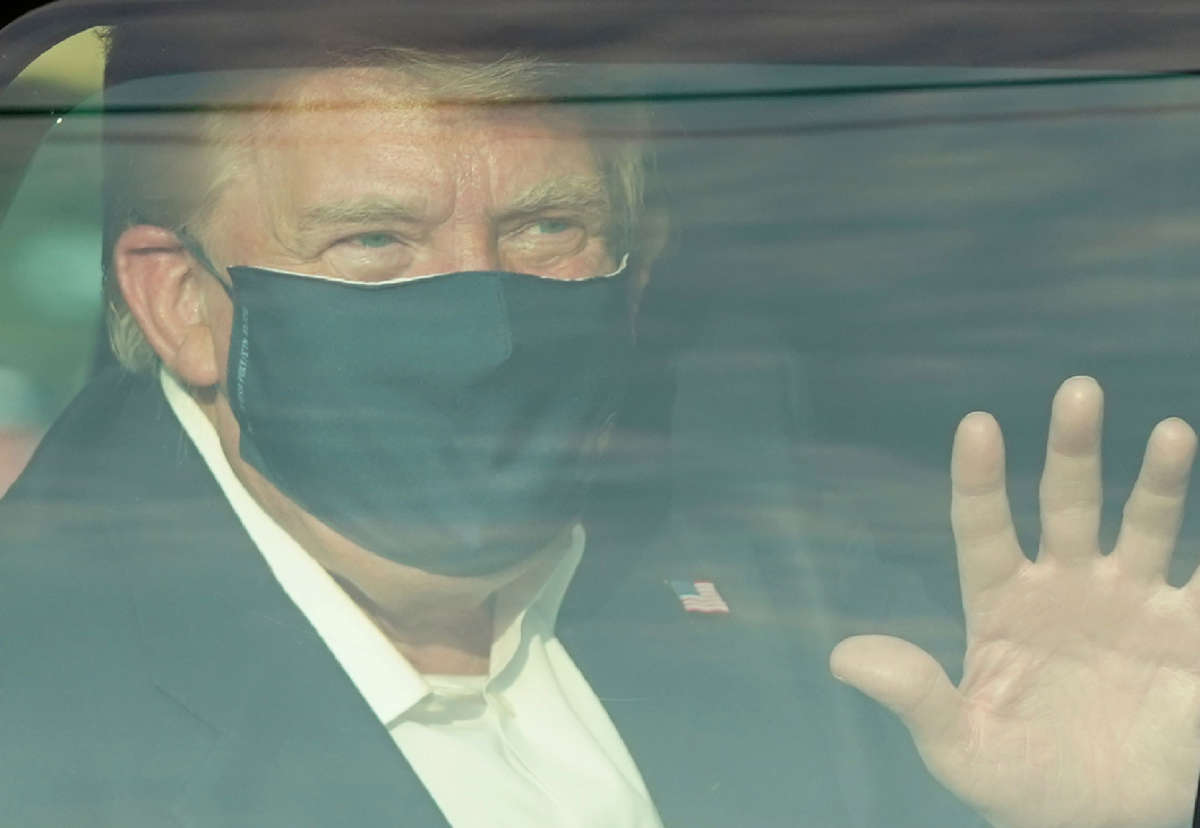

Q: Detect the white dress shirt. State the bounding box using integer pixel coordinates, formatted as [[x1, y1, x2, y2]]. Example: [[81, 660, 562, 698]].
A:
[[162, 370, 663, 828]]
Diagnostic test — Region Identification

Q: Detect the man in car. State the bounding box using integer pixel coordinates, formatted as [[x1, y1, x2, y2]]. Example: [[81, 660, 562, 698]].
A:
[[3, 44, 1200, 828]]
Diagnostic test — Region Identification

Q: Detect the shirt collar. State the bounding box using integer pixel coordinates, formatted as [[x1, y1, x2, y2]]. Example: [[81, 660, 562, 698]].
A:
[[160, 368, 584, 725]]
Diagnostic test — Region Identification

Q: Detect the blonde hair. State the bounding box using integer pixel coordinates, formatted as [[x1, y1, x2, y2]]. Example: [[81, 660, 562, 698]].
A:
[[101, 48, 648, 373]]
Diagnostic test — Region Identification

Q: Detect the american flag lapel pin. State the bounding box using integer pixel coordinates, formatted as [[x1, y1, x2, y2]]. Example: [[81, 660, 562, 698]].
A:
[[668, 579, 730, 614]]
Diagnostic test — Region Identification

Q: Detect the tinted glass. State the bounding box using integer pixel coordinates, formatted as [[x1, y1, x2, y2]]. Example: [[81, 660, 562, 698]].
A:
[[3, 7, 1199, 828]]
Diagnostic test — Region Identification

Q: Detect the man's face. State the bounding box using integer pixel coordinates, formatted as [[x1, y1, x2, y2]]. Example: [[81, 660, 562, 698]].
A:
[[204, 71, 616, 288], [165, 69, 625, 608]]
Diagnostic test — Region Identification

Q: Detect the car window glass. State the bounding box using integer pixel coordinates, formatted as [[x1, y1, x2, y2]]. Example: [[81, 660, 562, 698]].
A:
[[4, 13, 1200, 828]]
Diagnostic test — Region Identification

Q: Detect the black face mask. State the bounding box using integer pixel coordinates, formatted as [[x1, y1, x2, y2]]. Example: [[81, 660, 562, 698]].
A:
[[215, 260, 634, 577]]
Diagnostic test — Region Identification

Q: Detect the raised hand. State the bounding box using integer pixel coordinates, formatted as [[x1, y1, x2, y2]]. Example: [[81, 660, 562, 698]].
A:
[[831, 376, 1200, 828]]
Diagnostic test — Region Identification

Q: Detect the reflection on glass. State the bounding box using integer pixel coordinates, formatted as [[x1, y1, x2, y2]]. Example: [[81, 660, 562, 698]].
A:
[[3, 38, 1200, 826]]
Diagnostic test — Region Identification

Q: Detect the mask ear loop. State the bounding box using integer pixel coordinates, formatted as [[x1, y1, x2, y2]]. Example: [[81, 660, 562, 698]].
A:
[[177, 226, 234, 299]]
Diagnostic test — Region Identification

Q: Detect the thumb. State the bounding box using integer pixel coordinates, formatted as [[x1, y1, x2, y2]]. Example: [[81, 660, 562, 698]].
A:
[[830, 634, 966, 748]]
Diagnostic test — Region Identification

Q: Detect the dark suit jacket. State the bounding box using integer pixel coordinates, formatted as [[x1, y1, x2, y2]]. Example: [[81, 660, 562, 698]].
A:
[[0, 367, 987, 826]]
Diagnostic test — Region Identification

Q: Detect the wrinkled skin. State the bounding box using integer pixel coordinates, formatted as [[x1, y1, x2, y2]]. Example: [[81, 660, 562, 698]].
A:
[[833, 376, 1200, 828]]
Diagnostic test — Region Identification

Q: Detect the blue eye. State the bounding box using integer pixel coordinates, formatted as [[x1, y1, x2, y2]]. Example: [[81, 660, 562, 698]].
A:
[[534, 219, 573, 234], [351, 232, 398, 248]]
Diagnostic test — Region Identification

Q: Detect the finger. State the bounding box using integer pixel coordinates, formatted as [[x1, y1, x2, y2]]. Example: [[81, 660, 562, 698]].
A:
[[951, 411, 1026, 604], [1114, 417, 1197, 582], [1038, 376, 1104, 565], [830, 635, 967, 750]]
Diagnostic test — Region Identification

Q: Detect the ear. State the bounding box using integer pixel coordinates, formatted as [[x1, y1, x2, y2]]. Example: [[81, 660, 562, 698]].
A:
[[113, 225, 223, 387]]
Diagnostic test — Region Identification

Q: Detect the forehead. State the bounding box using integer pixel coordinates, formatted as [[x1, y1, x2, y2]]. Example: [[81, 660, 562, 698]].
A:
[[247, 68, 601, 195]]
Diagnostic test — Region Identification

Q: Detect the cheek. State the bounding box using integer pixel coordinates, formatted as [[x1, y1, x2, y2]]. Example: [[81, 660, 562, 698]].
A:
[[525, 241, 616, 281]]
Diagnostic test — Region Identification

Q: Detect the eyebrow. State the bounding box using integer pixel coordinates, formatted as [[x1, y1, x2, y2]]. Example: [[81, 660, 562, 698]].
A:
[[296, 195, 428, 232], [499, 176, 611, 219], [294, 176, 611, 235]]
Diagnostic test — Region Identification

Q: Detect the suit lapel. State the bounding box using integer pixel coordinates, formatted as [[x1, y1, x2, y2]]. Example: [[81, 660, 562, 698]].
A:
[[93, 373, 448, 827], [147, 582, 445, 827], [559, 532, 854, 828]]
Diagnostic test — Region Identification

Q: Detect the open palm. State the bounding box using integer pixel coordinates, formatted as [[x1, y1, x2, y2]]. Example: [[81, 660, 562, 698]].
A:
[[832, 377, 1200, 828]]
